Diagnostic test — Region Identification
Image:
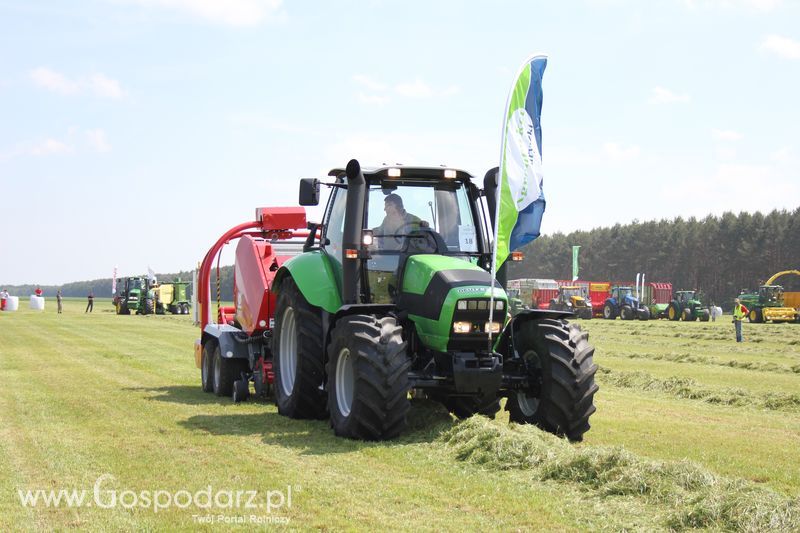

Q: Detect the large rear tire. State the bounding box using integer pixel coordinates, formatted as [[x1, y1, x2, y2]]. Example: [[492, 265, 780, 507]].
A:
[[327, 315, 411, 440], [668, 303, 680, 321], [506, 319, 598, 442], [273, 277, 327, 419], [620, 305, 634, 320]]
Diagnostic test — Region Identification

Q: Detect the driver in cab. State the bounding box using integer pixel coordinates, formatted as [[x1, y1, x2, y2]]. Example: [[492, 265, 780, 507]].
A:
[[372, 193, 427, 250]]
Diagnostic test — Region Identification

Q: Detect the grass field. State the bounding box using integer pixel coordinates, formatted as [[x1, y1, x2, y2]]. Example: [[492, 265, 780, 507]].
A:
[[1, 299, 799, 531]]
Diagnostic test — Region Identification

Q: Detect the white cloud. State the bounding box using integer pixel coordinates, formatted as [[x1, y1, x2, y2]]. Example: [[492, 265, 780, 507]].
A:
[[650, 86, 690, 104], [603, 142, 640, 161], [395, 79, 434, 99], [85, 129, 111, 152], [29, 138, 73, 156], [30, 67, 79, 95], [30, 68, 126, 99], [770, 147, 794, 163], [356, 92, 390, 105], [353, 74, 386, 92], [760, 34, 800, 59], [88, 74, 126, 99], [712, 129, 743, 141], [124, 0, 284, 27]]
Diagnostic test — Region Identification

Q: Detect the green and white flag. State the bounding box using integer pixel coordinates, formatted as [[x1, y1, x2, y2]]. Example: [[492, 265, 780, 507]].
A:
[[572, 245, 580, 281]]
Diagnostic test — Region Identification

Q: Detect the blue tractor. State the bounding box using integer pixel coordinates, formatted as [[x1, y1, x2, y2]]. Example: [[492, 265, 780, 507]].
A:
[[603, 285, 650, 321]]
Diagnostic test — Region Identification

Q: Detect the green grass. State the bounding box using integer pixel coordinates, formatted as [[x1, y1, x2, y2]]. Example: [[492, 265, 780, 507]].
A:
[[1, 305, 799, 530]]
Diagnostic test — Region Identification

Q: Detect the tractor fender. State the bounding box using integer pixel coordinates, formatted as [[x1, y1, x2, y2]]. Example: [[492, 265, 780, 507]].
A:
[[273, 251, 343, 314], [202, 324, 250, 360]]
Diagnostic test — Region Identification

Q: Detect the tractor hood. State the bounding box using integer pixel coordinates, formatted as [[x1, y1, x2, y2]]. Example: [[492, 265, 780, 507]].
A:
[[397, 254, 507, 352]]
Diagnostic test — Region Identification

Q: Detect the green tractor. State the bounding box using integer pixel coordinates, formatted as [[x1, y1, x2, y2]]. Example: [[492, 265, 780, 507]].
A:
[[155, 279, 191, 314], [666, 290, 710, 321], [267, 161, 598, 441], [738, 285, 799, 323], [114, 276, 155, 315]]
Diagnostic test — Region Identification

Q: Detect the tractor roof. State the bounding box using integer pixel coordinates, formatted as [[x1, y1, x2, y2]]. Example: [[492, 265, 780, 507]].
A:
[[327, 164, 475, 182]]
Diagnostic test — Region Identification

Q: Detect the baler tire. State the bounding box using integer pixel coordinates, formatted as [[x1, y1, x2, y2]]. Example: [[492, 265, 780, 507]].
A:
[[232, 378, 250, 403], [327, 314, 411, 440], [506, 319, 598, 442], [439, 396, 501, 420], [201, 342, 215, 393], [273, 277, 327, 419], [213, 348, 244, 398]]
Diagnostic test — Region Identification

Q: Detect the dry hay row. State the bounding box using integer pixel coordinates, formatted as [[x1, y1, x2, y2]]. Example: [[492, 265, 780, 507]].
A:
[[604, 350, 800, 375], [440, 417, 800, 532], [596, 367, 800, 412]]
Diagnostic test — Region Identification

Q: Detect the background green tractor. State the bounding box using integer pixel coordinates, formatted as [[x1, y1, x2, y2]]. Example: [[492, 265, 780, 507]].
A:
[[739, 285, 799, 323], [115, 276, 155, 315], [666, 290, 710, 321], [262, 160, 598, 441]]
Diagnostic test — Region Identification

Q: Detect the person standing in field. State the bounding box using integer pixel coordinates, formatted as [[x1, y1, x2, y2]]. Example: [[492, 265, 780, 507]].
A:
[[86, 290, 94, 313], [56, 289, 63, 314], [732, 298, 749, 342], [34, 286, 43, 298]]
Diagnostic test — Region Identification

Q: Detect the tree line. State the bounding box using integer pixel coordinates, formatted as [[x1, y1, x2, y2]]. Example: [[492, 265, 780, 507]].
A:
[[508, 208, 800, 309]]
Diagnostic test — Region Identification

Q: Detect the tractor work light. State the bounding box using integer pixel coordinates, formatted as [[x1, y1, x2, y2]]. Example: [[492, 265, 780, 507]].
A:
[[452, 321, 472, 334], [443, 169, 457, 179], [495, 300, 504, 311], [362, 230, 374, 246], [457, 300, 467, 310], [484, 321, 501, 334], [387, 168, 402, 177]]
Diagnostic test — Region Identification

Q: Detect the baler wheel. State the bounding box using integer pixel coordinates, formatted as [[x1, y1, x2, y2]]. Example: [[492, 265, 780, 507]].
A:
[[201, 342, 215, 393], [273, 277, 327, 419], [506, 319, 598, 442], [213, 348, 240, 397], [327, 314, 410, 440], [232, 378, 250, 403]]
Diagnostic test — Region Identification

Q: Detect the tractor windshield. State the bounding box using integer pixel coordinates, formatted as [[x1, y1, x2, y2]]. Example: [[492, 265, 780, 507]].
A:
[[562, 287, 581, 298], [365, 181, 480, 303], [617, 287, 633, 299], [760, 285, 783, 304]]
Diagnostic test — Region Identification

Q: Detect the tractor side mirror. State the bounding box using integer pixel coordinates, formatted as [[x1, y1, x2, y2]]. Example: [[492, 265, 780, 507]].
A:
[[299, 178, 320, 206]]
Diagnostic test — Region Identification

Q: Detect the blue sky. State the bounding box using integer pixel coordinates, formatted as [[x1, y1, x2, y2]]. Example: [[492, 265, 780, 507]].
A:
[[1, 0, 798, 286]]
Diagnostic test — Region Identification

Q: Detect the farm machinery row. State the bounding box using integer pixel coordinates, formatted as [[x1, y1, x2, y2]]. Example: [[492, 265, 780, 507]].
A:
[[193, 161, 599, 441], [737, 270, 800, 323], [114, 276, 191, 315]]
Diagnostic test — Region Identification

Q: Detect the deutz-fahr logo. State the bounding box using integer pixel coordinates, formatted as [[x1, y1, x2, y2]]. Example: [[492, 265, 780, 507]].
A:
[[457, 287, 485, 293]]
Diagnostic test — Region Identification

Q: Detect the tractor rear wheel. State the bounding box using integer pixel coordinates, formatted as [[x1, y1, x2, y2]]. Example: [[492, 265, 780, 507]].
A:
[[273, 277, 327, 419], [437, 395, 501, 420], [506, 319, 598, 442], [327, 315, 411, 440], [603, 303, 616, 320], [201, 341, 215, 393], [638, 307, 651, 320], [620, 305, 634, 320]]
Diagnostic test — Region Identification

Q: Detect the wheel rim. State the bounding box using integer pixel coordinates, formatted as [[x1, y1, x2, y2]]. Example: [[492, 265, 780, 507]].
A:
[[518, 349, 541, 417], [335, 347, 355, 417], [279, 307, 297, 397]]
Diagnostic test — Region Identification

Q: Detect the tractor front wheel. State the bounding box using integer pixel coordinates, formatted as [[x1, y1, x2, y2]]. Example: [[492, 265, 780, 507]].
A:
[[699, 309, 710, 322], [603, 303, 616, 320], [273, 277, 327, 419], [620, 305, 634, 320], [637, 307, 651, 321], [749, 308, 763, 323], [327, 315, 411, 440], [506, 319, 598, 442]]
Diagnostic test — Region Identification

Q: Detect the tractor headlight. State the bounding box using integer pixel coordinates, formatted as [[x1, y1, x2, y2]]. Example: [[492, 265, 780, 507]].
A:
[[484, 321, 501, 334], [453, 321, 472, 334]]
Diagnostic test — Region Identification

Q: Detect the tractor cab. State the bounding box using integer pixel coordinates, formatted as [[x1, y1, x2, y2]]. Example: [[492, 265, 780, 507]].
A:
[[675, 290, 696, 305], [759, 285, 784, 306]]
